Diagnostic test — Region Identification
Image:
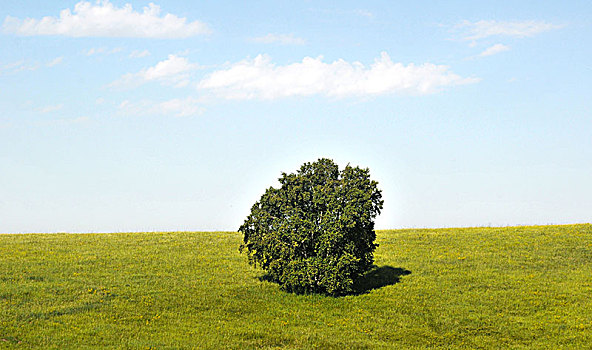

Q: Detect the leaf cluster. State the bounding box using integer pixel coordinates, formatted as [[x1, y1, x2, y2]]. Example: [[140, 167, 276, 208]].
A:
[[239, 158, 383, 295]]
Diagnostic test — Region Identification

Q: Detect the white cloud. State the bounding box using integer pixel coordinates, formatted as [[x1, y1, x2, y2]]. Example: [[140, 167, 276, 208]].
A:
[[3, 60, 25, 70], [111, 54, 198, 88], [118, 97, 204, 117], [85, 48, 101, 56], [1, 60, 39, 73], [1, 57, 63, 74], [3, 0, 211, 38], [197, 52, 479, 100], [456, 20, 563, 41], [46, 56, 64, 67], [310, 8, 374, 20], [129, 49, 151, 58], [354, 9, 374, 19], [71, 116, 90, 123], [250, 33, 306, 45], [478, 43, 510, 57], [84, 47, 123, 56], [37, 104, 64, 113]]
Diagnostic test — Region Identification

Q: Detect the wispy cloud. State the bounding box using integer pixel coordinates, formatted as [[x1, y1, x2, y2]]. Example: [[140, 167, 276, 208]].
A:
[[309, 8, 374, 20], [455, 20, 563, 41], [118, 97, 204, 117], [250, 33, 306, 45], [2, 60, 38, 73], [477, 43, 510, 57], [4, 61, 30, 74], [198, 52, 479, 100], [84, 47, 123, 56], [110, 54, 198, 88], [46, 57, 64, 67], [37, 104, 64, 113], [3, 0, 211, 38], [353, 9, 374, 19], [129, 49, 151, 58], [1, 57, 65, 74]]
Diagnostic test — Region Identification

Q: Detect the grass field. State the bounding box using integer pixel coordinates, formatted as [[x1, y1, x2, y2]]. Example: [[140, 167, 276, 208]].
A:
[[1, 224, 591, 349]]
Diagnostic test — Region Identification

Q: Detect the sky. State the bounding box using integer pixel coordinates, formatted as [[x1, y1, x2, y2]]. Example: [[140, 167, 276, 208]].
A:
[[1, 1, 591, 233]]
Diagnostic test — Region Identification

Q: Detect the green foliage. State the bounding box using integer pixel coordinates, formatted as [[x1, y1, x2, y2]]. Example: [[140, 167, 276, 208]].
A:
[[238, 158, 384, 295]]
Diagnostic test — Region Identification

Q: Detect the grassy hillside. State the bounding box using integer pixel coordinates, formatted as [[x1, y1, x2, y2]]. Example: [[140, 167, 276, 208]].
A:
[[1, 225, 591, 349]]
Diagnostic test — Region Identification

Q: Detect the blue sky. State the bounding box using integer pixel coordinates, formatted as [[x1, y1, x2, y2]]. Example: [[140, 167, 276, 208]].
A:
[[1, 1, 591, 233]]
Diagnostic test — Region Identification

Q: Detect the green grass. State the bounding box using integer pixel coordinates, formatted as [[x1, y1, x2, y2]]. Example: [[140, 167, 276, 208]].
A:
[[1, 224, 591, 349]]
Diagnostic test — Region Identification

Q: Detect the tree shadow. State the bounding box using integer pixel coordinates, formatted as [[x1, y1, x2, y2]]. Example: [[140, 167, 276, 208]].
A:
[[351, 265, 411, 295], [258, 274, 277, 283], [257, 265, 411, 296]]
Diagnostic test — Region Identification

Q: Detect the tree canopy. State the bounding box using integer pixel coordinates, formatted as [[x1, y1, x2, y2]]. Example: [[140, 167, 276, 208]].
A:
[[239, 158, 383, 296]]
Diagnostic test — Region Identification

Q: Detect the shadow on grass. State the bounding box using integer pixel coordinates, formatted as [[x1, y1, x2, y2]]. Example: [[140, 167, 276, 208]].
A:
[[351, 265, 411, 295], [258, 265, 411, 296]]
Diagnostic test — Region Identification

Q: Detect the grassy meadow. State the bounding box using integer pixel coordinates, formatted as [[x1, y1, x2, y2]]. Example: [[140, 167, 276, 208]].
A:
[[1, 224, 591, 349]]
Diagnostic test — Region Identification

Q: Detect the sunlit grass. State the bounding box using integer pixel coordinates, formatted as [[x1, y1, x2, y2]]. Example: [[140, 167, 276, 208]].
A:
[[1, 224, 591, 348]]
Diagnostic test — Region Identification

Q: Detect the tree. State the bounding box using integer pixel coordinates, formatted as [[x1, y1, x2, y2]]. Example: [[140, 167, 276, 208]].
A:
[[239, 158, 383, 296]]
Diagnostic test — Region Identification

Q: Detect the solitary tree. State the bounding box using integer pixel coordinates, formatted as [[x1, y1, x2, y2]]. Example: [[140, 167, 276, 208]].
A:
[[239, 158, 383, 296]]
